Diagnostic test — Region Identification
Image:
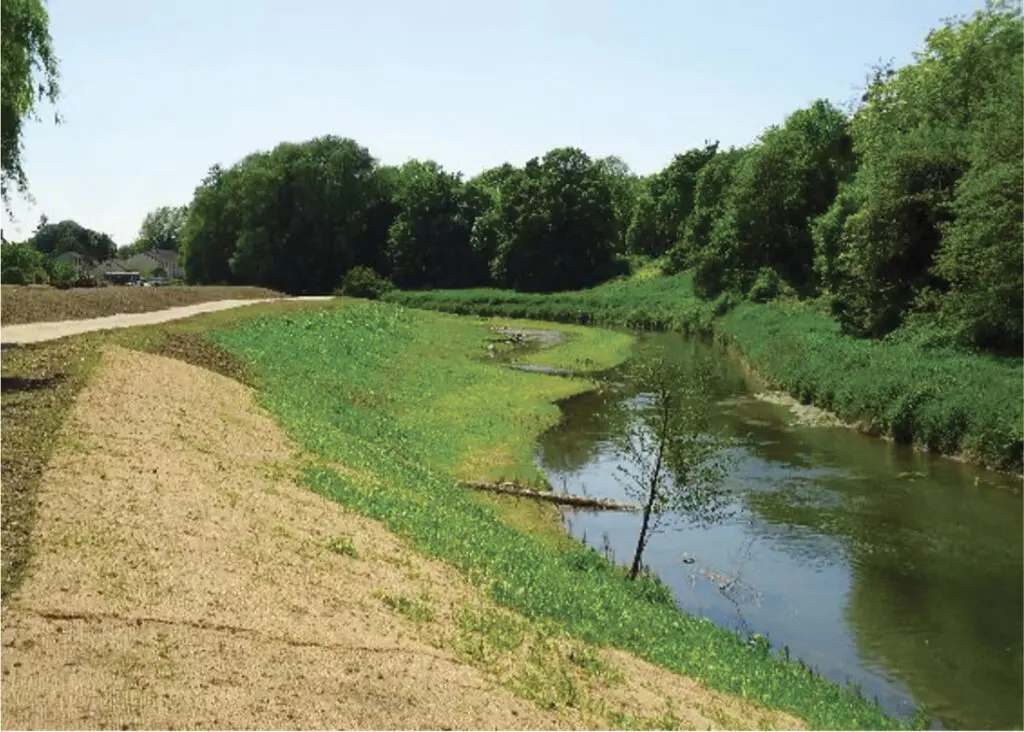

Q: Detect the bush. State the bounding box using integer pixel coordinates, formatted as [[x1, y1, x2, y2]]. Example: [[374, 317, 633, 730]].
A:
[[47, 260, 79, 289], [336, 266, 395, 300]]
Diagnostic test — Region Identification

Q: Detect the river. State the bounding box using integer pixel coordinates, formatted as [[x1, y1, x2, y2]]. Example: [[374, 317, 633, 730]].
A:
[[531, 332, 1023, 730]]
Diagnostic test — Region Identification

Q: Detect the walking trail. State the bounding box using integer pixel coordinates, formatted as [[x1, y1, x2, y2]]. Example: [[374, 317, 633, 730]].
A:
[[0, 297, 333, 345]]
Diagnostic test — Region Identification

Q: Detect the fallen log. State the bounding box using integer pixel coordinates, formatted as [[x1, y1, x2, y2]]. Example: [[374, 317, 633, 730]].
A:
[[461, 480, 639, 512]]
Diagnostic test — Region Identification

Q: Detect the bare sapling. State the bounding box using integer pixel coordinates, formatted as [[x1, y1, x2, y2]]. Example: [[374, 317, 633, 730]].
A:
[[613, 356, 733, 580]]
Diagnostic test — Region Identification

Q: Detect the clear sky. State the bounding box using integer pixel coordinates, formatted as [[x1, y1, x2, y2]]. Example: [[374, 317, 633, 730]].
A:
[[2, 0, 986, 245]]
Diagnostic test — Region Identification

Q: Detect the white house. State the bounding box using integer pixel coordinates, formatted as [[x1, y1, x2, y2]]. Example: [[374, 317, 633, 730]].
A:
[[122, 249, 185, 279]]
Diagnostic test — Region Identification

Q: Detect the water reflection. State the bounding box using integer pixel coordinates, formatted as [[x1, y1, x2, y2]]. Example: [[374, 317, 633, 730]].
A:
[[537, 332, 1023, 730]]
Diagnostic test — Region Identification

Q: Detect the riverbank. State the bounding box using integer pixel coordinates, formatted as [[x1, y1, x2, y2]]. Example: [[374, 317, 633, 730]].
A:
[[2, 299, 813, 729], [209, 301, 904, 729], [385, 274, 1024, 474], [0, 298, 906, 728]]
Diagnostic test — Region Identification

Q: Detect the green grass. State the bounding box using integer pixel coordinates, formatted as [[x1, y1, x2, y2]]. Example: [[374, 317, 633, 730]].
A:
[[378, 592, 436, 622], [386, 275, 1023, 473], [212, 301, 905, 729]]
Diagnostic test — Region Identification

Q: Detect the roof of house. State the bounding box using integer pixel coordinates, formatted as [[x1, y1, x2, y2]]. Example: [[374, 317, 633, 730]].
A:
[[93, 259, 129, 273], [54, 250, 89, 264], [145, 249, 179, 267]]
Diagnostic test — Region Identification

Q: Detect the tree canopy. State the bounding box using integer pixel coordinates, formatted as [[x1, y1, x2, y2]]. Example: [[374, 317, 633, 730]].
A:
[[167, 1, 1020, 355], [132, 205, 188, 253], [1, 0, 60, 208], [28, 218, 116, 262]]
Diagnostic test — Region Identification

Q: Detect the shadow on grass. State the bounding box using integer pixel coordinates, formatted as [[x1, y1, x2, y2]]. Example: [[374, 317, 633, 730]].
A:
[[1, 374, 67, 394]]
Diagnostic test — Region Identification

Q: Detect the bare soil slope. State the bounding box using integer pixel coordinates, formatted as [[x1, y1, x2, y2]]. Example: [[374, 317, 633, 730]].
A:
[[0, 347, 802, 730]]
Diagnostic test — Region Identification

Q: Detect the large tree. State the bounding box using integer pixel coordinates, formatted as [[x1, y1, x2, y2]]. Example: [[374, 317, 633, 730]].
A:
[[629, 143, 718, 258], [28, 218, 116, 262], [690, 101, 854, 297], [490, 147, 623, 292], [180, 137, 383, 293], [821, 0, 1022, 349], [133, 205, 188, 253], [1, 0, 60, 208], [385, 160, 483, 289]]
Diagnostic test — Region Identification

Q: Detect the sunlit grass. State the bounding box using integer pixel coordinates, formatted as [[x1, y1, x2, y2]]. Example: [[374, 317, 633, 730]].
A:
[[387, 276, 1023, 472]]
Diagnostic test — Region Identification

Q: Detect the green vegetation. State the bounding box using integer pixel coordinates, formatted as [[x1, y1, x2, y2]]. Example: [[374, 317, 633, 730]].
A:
[[613, 356, 733, 579], [378, 592, 436, 622], [325, 535, 358, 558], [211, 301, 904, 729], [168, 3, 1021, 358], [335, 265, 395, 300], [1, 0, 61, 207], [388, 275, 1023, 472]]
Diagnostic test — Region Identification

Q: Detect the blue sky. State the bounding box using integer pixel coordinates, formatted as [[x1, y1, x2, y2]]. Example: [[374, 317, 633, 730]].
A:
[[2, 0, 986, 245]]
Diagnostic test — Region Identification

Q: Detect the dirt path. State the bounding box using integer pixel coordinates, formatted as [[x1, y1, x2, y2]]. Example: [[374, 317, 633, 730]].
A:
[[0, 297, 333, 345], [0, 347, 802, 730]]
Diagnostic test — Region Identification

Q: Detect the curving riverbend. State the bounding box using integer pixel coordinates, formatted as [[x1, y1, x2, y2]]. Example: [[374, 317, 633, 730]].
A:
[[536, 332, 1023, 730]]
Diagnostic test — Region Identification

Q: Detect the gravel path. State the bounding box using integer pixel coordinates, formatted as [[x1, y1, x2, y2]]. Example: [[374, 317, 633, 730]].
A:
[[0, 296, 334, 345]]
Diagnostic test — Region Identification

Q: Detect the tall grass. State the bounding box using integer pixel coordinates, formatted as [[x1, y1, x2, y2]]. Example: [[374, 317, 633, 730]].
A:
[[213, 302, 904, 729], [387, 276, 1023, 472]]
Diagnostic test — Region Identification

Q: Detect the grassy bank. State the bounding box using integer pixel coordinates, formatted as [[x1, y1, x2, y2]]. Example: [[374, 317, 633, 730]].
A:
[[211, 301, 903, 729], [386, 275, 1023, 473]]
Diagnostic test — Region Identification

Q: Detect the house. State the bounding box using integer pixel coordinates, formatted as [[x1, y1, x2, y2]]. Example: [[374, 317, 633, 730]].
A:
[[123, 249, 184, 280], [52, 250, 91, 273]]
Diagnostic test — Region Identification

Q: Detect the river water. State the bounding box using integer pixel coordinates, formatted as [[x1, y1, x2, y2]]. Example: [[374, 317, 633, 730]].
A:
[[532, 332, 1022, 730]]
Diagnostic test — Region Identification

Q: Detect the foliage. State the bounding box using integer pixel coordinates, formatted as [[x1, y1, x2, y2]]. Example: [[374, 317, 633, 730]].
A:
[[488, 147, 626, 292], [0, 240, 48, 284], [612, 357, 733, 579], [596, 155, 641, 251], [0, 0, 60, 207], [211, 303, 903, 729], [819, 1, 1022, 350], [385, 160, 484, 289], [45, 257, 77, 288], [132, 205, 188, 253], [665, 147, 746, 275], [628, 143, 718, 257], [389, 278, 1023, 472], [28, 219, 117, 263], [179, 137, 386, 293], [336, 265, 394, 300], [689, 101, 854, 297]]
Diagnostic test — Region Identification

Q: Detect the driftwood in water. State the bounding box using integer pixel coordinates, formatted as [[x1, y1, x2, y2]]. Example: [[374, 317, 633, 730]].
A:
[[461, 480, 638, 512]]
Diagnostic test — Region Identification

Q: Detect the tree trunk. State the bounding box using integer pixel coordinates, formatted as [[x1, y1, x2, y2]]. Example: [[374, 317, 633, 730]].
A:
[[629, 395, 670, 580], [629, 487, 657, 579]]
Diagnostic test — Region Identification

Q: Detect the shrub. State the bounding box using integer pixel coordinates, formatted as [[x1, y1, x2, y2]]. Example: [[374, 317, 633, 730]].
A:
[[336, 266, 395, 300]]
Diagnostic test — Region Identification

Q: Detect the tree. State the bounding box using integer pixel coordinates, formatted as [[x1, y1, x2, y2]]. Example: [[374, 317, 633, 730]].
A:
[[28, 219, 116, 262], [626, 144, 718, 258], [821, 1, 1022, 347], [180, 137, 383, 293], [0, 240, 48, 283], [666, 147, 746, 277], [133, 205, 188, 253], [491, 147, 624, 292], [1, 0, 61, 208], [612, 357, 733, 580], [385, 159, 482, 289], [689, 102, 854, 298], [596, 155, 641, 251]]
